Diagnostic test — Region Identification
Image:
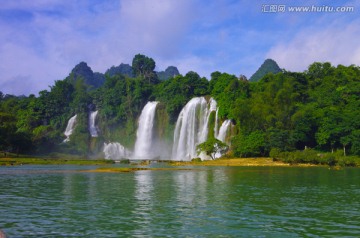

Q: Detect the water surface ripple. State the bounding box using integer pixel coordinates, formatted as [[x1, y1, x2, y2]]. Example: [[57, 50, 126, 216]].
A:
[[0, 165, 359, 237]]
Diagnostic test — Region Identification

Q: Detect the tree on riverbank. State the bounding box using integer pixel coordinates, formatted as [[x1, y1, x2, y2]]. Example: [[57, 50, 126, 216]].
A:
[[196, 138, 229, 160]]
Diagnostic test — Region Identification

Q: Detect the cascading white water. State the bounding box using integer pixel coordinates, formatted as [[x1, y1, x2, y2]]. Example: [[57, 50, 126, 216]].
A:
[[172, 97, 217, 161], [89, 111, 99, 137], [199, 98, 217, 142], [133, 101, 159, 159], [217, 119, 232, 143], [63, 115, 77, 142], [214, 107, 219, 138], [214, 119, 232, 159], [103, 142, 130, 160]]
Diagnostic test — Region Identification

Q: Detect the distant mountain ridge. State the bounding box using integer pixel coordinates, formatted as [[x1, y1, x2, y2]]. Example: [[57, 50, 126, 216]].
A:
[[249, 59, 282, 82], [68, 58, 280, 89], [157, 66, 180, 80], [68, 62, 105, 88], [105, 63, 134, 78], [68, 62, 180, 88]]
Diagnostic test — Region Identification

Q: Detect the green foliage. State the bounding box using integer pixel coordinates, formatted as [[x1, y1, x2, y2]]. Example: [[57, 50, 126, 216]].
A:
[[0, 57, 359, 162], [37, 79, 75, 128], [68, 113, 90, 156], [132, 54, 158, 84], [196, 137, 229, 160], [269, 148, 281, 160], [32, 125, 61, 154], [274, 149, 360, 167], [210, 72, 249, 119], [153, 72, 209, 122], [232, 131, 265, 157]]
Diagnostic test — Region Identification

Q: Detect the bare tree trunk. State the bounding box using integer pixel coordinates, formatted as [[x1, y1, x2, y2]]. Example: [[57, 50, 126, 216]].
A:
[[343, 145, 346, 156]]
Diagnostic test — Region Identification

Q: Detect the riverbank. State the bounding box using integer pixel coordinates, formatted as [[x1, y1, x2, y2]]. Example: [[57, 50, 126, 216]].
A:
[[0, 157, 114, 166], [0, 157, 303, 167], [170, 158, 298, 167], [0, 157, 356, 168]]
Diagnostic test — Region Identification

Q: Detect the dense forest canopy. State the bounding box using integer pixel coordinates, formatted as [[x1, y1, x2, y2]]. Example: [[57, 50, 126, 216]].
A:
[[0, 54, 359, 159]]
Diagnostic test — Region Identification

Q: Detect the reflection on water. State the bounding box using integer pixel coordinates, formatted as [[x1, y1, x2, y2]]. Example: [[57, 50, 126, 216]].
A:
[[0, 165, 359, 237], [133, 171, 154, 235]]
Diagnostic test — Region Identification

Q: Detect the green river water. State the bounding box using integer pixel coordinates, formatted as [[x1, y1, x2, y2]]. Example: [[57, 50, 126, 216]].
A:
[[0, 165, 359, 237]]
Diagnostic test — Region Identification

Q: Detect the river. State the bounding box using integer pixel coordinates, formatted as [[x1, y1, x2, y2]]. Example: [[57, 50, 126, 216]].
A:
[[0, 165, 359, 237]]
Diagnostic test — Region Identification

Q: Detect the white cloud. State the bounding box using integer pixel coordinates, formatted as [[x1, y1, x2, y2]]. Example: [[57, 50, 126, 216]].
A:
[[2, 0, 358, 95], [158, 55, 216, 78], [116, 0, 196, 58], [0, 0, 198, 95], [267, 19, 360, 72]]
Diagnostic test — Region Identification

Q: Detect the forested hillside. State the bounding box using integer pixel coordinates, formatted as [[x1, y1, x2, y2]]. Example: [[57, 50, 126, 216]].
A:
[[0, 55, 359, 160]]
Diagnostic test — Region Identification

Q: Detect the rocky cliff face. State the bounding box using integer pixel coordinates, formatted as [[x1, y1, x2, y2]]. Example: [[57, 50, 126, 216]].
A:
[[69, 62, 105, 88]]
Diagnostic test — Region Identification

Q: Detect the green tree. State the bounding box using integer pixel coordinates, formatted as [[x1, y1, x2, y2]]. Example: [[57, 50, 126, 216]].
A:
[[232, 131, 266, 157], [196, 137, 229, 160], [132, 54, 158, 83], [210, 72, 249, 119]]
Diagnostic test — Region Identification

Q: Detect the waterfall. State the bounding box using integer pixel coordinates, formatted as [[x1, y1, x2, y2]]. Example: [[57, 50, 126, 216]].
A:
[[172, 97, 217, 161], [199, 98, 217, 142], [217, 120, 232, 142], [89, 111, 99, 137], [214, 107, 219, 138], [214, 119, 232, 159], [63, 115, 77, 142], [103, 142, 130, 160], [133, 101, 159, 160]]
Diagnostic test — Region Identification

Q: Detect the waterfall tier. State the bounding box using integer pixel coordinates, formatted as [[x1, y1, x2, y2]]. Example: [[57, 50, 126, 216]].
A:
[[103, 142, 130, 160], [63, 115, 77, 142], [133, 101, 159, 160], [89, 111, 99, 137], [172, 97, 217, 161], [214, 108, 219, 138], [217, 120, 232, 143]]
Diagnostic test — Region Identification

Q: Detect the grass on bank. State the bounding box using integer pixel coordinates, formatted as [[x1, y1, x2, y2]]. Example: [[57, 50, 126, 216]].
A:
[[1, 150, 359, 168], [270, 148, 360, 167], [0, 158, 115, 166], [169, 157, 291, 167], [0, 152, 114, 166]]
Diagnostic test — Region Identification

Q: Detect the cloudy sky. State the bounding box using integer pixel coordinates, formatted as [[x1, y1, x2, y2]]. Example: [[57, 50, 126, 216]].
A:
[[0, 0, 359, 95]]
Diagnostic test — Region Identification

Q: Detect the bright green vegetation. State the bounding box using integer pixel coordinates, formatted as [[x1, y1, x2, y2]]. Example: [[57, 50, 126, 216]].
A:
[[0, 56, 359, 163], [196, 138, 229, 160], [0, 157, 114, 166], [270, 148, 360, 167]]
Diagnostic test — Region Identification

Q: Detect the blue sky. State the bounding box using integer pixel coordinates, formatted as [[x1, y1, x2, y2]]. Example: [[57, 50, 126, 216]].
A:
[[0, 0, 359, 95]]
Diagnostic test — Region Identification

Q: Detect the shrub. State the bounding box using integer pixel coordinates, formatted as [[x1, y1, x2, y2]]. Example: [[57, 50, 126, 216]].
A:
[[191, 158, 202, 162], [269, 148, 281, 160]]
